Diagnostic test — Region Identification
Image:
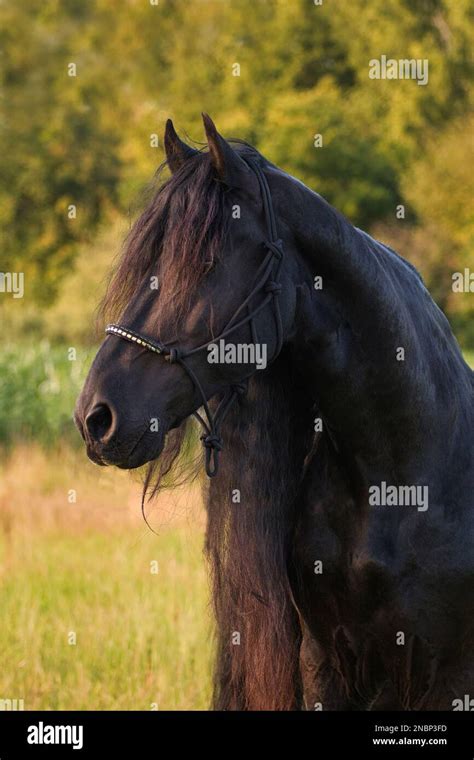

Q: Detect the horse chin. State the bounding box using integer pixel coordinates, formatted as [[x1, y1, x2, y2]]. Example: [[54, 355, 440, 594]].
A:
[[88, 430, 166, 470], [117, 435, 166, 470]]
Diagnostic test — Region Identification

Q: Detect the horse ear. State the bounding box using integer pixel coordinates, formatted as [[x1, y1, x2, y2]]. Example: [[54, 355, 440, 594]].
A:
[[202, 113, 251, 188], [164, 119, 199, 173]]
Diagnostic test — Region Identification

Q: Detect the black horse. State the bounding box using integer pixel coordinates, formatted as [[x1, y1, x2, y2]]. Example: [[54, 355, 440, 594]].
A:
[[75, 115, 474, 710]]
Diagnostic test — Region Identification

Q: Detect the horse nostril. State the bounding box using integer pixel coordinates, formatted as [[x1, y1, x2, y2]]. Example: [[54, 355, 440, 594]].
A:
[[85, 403, 114, 443]]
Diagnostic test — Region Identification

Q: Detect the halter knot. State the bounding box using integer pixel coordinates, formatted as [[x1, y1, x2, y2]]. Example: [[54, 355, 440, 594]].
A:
[[200, 433, 223, 477], [263, 238, 284, 260], [200, 433, 223, 452], [265, 280, 282, 295]]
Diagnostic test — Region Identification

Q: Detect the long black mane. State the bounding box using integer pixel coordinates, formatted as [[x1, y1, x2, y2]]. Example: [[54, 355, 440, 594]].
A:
[[101, 144, 259, 323]]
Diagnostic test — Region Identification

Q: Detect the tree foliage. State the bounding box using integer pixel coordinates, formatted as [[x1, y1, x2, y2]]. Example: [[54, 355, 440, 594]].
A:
[[1, 0, 472, 342]]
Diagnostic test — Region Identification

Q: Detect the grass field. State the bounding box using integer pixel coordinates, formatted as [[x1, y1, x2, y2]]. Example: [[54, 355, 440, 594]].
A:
[[0, 445, 212, 710]]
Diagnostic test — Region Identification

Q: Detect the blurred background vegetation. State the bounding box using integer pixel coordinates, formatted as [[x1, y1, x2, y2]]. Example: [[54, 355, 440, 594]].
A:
[[0, 0, 472, 709]]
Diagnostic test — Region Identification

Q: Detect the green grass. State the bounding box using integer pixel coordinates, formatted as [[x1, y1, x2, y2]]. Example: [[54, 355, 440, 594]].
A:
[[0, 342, 90, 447], [0, 529, 212, 710], [0, 446, 212, 710]]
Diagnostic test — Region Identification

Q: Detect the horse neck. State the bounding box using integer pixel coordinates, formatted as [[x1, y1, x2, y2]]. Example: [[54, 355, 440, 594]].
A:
[[276, 170, 473, 487]]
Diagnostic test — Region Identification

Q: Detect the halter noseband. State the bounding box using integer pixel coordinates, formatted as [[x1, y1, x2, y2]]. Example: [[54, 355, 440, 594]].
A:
[[105, 157, 284, 477]]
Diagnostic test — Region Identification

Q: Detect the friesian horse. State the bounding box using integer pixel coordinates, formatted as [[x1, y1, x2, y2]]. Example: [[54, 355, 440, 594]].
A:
[[75, 114, 474, 710]]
